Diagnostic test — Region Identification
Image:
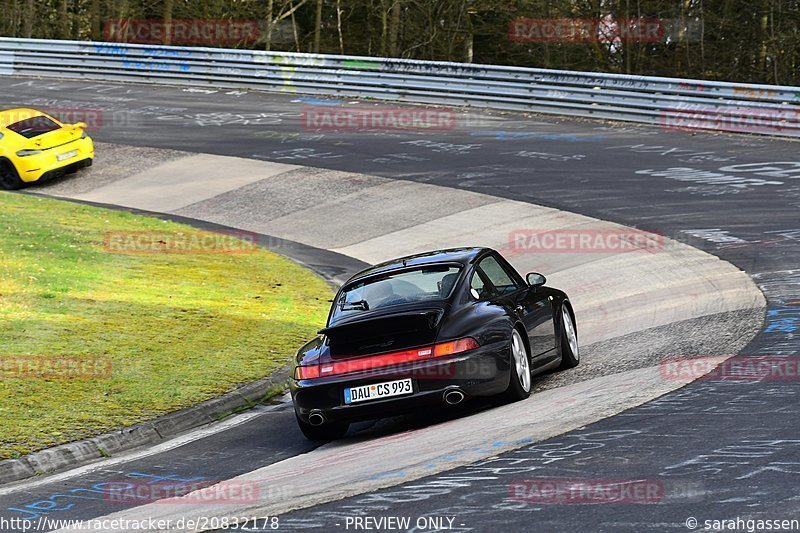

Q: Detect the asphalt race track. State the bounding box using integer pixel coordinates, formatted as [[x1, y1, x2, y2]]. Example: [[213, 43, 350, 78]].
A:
[[1, 77, 799, 532]]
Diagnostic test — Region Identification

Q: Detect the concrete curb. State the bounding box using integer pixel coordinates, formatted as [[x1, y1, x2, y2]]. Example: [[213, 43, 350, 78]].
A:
[[0, 365, 291, 485]]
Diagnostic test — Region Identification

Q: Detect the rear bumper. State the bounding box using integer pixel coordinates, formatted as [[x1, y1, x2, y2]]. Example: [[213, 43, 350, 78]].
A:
[[17, 137, 94, 183], [37, 157, 93, 183], [290, 343, 511, 424]]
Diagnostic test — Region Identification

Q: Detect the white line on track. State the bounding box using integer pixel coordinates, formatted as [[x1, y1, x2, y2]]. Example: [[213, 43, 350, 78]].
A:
[[0, 399, 292, 497]]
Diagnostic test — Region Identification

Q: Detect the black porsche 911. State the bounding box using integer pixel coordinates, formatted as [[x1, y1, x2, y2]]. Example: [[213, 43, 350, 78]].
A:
[[290, 247, 579, 440]]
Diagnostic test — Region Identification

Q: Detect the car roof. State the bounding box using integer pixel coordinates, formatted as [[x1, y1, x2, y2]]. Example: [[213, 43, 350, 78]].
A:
[[346, 247, 491, 285], [0, 108, 48, 129]]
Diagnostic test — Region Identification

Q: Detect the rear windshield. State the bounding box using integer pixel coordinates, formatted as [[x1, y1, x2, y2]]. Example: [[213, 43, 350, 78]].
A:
[[7, 116, 61, 139], [331, 265, 461, 322]]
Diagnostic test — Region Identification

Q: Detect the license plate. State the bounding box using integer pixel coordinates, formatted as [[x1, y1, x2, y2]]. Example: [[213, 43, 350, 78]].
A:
[[344, 378, 413, 404], [57, 150, 78, 162]]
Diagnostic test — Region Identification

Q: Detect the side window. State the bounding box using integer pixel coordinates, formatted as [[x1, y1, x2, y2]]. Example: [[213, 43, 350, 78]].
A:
[[474, 255, 520, 297], [470, 270, 488, 300]]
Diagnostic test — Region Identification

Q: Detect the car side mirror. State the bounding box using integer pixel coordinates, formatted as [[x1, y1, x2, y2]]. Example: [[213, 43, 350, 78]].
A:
[[74, 122, 88, 129], [526, 272, 546, 287]]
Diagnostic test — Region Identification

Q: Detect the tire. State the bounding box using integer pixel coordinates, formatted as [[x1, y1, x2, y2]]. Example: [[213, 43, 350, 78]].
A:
[[499, 328, 532, 402], [558, 304, 580, 370], [295, 413, 349, 441], [0, 160, 25, 190]]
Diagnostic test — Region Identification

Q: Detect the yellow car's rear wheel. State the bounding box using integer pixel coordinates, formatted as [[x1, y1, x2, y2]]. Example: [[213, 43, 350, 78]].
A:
[[0, 159, 25, 190]]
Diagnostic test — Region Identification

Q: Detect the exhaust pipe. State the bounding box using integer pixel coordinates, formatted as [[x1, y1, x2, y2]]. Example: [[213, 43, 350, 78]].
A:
[[308, 411, 325, 426], [443, 389, 465, 405]]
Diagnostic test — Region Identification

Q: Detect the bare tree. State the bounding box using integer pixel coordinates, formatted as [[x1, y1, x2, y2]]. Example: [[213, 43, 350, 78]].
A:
[[336, 0, 344, 53], [387, 0, 401, 56], [57, 0, 69, 39], [163, 0, 174, 45], [266, 0, 311, 51], [1, 0, 799, 85], [313, 0, 323, 53], [90, 0, 102, 41], [266, 0, 275, 50]]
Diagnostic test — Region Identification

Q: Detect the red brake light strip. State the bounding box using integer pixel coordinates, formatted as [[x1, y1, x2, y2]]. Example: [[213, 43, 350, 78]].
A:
[[294, 337, 479, 379]]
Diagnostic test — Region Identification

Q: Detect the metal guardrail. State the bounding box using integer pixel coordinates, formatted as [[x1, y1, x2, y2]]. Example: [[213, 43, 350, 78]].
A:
[[1, 37, 800, 137]]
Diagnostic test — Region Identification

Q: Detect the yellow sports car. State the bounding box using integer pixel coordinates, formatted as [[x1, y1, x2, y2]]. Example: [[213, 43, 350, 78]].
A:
[[0, 108, 94, 190]]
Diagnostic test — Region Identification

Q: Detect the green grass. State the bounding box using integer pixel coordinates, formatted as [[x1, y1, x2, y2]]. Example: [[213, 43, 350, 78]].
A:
[[0, 192, 332, 459]]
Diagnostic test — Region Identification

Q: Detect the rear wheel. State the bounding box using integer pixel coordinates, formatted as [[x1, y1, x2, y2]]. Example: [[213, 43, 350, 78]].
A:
[[295, 413, 349, 441], [0, 160, 25, 190], [558, 305, 579, 369], [499, 328, 532, 402]]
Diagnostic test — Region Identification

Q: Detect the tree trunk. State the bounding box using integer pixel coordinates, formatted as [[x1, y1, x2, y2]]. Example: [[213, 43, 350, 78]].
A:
[[91, 0, 102, 41], [760, 6, 769, 81], [23, 0, 34, 38], [464, 3, 475, 63], [163, 0, 174, 46], [387, 0, 401, 56], [290, 2, 300, 52], [336, 0, 344, 54], [58, 0, 69, 39], [624, 0, 631, 74], [380, 0, 389, 56], [71, 1, 80, 39], [2, 0, 16, 37], [265, 0, 274, 51], [313, 0, 323, 53]]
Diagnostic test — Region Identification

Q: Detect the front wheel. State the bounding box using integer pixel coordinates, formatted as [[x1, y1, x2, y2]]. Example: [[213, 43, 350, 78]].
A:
[[0, 160, 25, 190], [295, 413, 349, 441], [499, 328, 532, 402], [558, 305, 579, 370]]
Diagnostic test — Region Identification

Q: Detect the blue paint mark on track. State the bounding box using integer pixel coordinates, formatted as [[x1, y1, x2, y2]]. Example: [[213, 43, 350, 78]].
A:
[[294, 97, 346, 106], [765, 307, 800, 333]]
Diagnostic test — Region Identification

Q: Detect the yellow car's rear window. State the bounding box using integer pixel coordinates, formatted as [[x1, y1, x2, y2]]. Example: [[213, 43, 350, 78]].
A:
[[7, 116, 60, 139]]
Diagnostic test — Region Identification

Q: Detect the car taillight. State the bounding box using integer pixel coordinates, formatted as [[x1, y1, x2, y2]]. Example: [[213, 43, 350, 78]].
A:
[[294, 365, 320, 379], [293, 337, 479, 379], [433, 337, 480, 356]]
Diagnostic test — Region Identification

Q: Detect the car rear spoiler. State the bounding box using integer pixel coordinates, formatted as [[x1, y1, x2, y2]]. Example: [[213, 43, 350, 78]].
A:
[[318, 308, 444, 336]]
